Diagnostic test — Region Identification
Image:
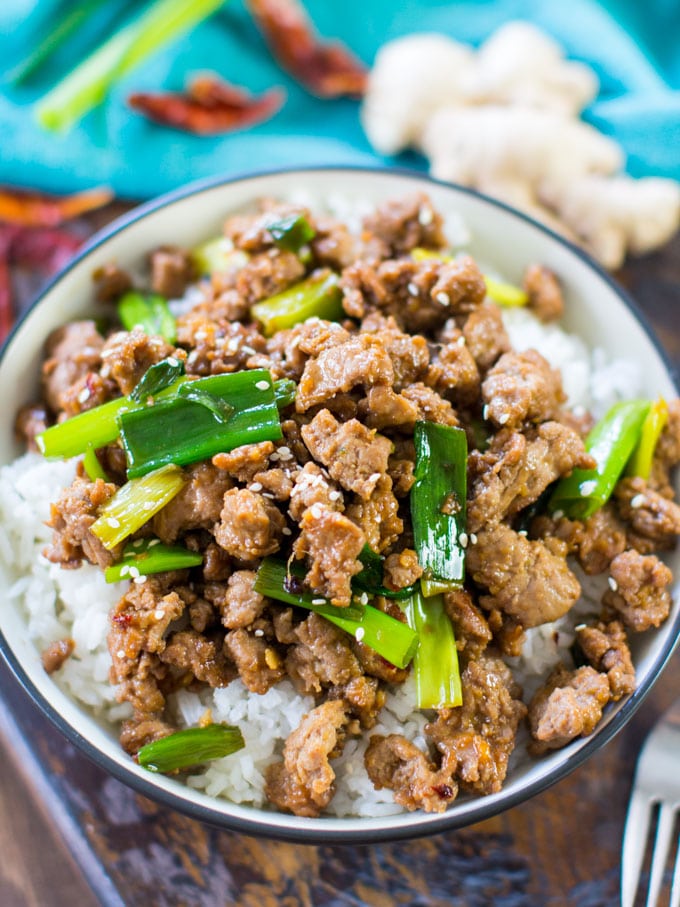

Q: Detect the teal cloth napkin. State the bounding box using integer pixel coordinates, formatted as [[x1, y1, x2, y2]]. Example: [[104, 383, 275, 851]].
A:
[[0, 0, 679, 199]]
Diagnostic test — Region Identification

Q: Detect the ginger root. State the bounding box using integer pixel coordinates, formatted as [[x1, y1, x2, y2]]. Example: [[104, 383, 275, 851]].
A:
[[360, 23, 680, 268]]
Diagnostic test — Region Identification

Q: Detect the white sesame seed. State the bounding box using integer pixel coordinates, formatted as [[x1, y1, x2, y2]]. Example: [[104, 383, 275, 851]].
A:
[[518, 529, 528, 537], [456, 336, 466, 346], [574, 623, 587, 632], [630, 494, 645, 509], [262, 492, 275, 500], [310, 503, 324, 518], [482, 405, 489, 420], [355, 627, 366, 642], [133, 575, 146, 585], [269, 451, 280, 461], [194, 331, 208, 341], [407, 282, 419, 297], [154, 609, 164, 620], [250, 482, 263, 492], [133, 538, 145, 548], [312, 598, 326, 605], [117, 649, 126, 659], [166, 357, 179, 367], [459, 532, 469, 549], [580, 480, 597, 496], [553, 510, 564, 520], [608, 577, 618, 591], [148, 539, 161, 547], [359, 592, 369, 606], [255, 380, 270, 391], [187, 350, 199, 365], [254, 629, 265, 637], [469, 533, 478, 545], [328, 490, 342, 502], [129, 566, 140, 579], [242, 345, 256, 355], [282, 527, 292, 536], [368, 472, 381, 483], [435, 291, 449, 307], [77, 387, 91, 404], [278, 446, 291, 457], [120, 564, 131, 577], [107, 517, 120, 528], [418, 206, 433, 225], [226, 338, 240, 352], [498, 413, 510, 425]]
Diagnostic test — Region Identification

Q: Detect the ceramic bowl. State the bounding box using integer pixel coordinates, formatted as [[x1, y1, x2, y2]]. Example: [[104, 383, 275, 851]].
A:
[[0, 167, 678, 842]]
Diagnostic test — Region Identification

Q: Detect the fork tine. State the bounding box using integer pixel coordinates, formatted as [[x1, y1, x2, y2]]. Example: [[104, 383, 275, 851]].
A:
[[668, 812, 680, 907], [646, 803, 677, 907], [622, 791, 655, 907]]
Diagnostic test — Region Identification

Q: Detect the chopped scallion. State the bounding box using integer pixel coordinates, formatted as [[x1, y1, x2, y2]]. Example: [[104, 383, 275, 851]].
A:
[[251, 271, 343, 337], [191, 237, 248, 276], [402, 590, 462, 709], [273, 378, 297, 410], [129, 357, 185, 403], [267, 213, 316, 253], [626, 397, 668, 481], [105, 538, 202, 583], [82, 445, 109, 482], [90, 464, 187, 549], [118, 291, 176, 343], [36, 396, 132, 459], [177, 384, 235, 423], [484, 275, 528, 307], [352, 544, 418, 600], [137, 724, 244, 773]]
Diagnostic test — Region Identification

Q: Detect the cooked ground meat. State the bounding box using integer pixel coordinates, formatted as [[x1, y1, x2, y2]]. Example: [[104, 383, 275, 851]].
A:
[[204, 570, 267, 629], [362, 193, 447, 257], [293, 505, 365, 606], [576, 620, 635, 700], [44, 476, 121, 569], [443, 589, 492, 659], [41, 637, 75, 674], [100, 328, 179, 395], [152, 462, 233, 543], [461, 304, 511, 373], [285, 612, 361, 694], [383, 549, 423, 591], [212, 441, 274, 483], [149, 245, 195, 298], [265, 700, 349, 817], [345, 475, 403, 554], [160, 629, 235, 687], [364, 734, 458, 813], [224, 628, 285, 693], [214, 488, 286, 561], [236, 250, 305, 305], [93, 261, 134, 303], [615, 476, 680, 548], [426, 329, 481, 407], [466, 523, 581, 627], [603, 549, 672, 631], [42, 321, 104, 413], [15, 402, 48, 451], [288, 462, 344, 521], [528, 665, 610, 755], [523, 264, 564, 323], [532, 504, 628, 575], [481, 349, 565, 428]]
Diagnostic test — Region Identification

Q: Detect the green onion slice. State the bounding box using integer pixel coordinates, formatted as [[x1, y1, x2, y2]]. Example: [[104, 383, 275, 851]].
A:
[[411, 421, 468, 596], [255, 558, 418, 669], [626, 397, 668, 481], [118, 291, 177, 343], [105, 538, 203, 583], [191, 237, 248, 277], [37, 396, 133, 459], [137, 724, 245, 773], [90, 464, 187, 549], [267, 213, 316, 253], [177, 384, 235, 423], [402, 590, 462, 709], [251, 271, 343, 337], [273, 378, 297, 410], [119, 369, 282, 478], [550, 400, 651, 520], [484, 275, 528, 307], [129, 357, 186, 403], [82, 445, 110, 482]]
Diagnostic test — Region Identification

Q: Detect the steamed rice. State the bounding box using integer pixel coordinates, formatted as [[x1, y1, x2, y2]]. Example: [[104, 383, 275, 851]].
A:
[[0, 304, 639, 816]]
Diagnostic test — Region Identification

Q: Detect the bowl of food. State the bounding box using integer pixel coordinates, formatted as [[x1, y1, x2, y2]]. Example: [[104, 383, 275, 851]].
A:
[[0, 166, 678, 843]]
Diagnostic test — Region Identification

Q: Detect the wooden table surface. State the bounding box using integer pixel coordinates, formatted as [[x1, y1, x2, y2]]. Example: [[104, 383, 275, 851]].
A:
[[0, 208, 678, 907]]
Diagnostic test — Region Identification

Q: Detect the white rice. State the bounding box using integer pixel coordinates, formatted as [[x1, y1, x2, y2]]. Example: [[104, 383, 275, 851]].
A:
[[0, 206, 642, 816]]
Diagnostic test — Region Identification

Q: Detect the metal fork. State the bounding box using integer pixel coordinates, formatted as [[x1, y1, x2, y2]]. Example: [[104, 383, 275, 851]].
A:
[[622, 697, 680, 907]]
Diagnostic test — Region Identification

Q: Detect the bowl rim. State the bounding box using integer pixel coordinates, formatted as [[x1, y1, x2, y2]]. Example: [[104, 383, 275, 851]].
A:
[[1, 163, 678, 844]]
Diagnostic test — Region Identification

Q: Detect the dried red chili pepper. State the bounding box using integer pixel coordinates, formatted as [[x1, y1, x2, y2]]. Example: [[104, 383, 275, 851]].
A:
[[0, 185, 113, 228], [128, 76, 285, 134], [245, 0, 367, 98]]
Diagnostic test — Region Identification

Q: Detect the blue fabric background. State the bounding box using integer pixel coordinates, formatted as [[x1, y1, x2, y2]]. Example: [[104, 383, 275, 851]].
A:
[[0, 0, 679, 199]]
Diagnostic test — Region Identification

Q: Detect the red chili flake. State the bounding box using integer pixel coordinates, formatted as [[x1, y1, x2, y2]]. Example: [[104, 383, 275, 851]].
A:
[[246, 0, 367, 98], [112, 613, 133, 627], [0, 185, 113, 228], [432, 783, 455, 800], [128, 75, 285, 135]]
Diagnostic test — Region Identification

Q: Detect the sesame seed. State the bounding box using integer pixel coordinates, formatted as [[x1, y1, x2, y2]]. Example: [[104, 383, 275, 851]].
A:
[[278, 446, 291, 457], [120, 565, 130, 577], [242, 345, 256, 355], [129, 566, 140, 579], [148, 539, 161, 547], [255, 380, 270, 391], [407, 282, 419, 297], [282, 527, 292, 536], [133, 575, 146, 585], [456, 336, 466, 346], [187, 351, 199, 365], [459, 532, 469, 548], [630, 494, 645, 509], [226, 338, 240, 352], [250, 482, 263, 492], [580, 480, 597, 496], [469, 533, 478, 545], [355, 627, 365, 642], [77, 387, 91, 404], [116, 649, 125, 659], [254, 629, 264, 637], [553, 510, 564, 520], [166, 357, 179, 367], [482, 405, 489, 420], [154, 609, 164, 620], [418, 206, 433, 226], [107, 517, 120, 528], [608, 577, 618, 591], [133, 539, 145, 548], [359, 592, 369, 606], [518, 529, 528, 537], [194, 331, 207, 341], [312, 598, 326, 605], [328, 490, 342, 502], [574, 623, 587, 632], [262, 492, 275, 500], [435, 291, 449, 307], [498, 413, 510, 425], [368, 472, 381, 483], [310, 503, 324, 518], [269, 451, 280, 461]]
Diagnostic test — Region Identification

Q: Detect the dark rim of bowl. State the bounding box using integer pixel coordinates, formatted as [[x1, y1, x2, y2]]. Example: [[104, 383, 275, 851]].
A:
[[0, 164, 678, 845]]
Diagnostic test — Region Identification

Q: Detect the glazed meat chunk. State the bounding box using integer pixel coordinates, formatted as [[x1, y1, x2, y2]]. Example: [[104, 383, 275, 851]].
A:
[[285, 613, 361, 694], [532, 504, 628, 576], [466, 523, 581, 627], [204, 570, 267, 629], [41, 321, 104, 413], [576, 620, 635, 700], [265, 700, 349, 817], [149, 245, 195, 298], [461, 304, 511, 373], [615, 476, 680, 549], [160, 629, 235, 687], [301, 410, 392, 500], [224, 628, 285, 693], [361, 192, 447, 257], [152, 462, 233, 543], [100, 328, 179, 395], [364, 735, 458, 813], [214, 488, 285, 560], [528, 665, 610, 755], [481, 349, 565, 428], [293, 504, 365, 606], [44, 476, 121, 569], [603, 550, 672, 631], [523, 264, 564, 323]]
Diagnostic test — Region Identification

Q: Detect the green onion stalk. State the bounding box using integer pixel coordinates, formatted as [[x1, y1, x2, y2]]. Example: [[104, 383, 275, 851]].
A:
[[118, 291, 177, 343], [137, 724, 244, 773], [105, 537, 203, 583], [251, 271, 344, 336], [402, 589, 462, 709], [626, 397, 668, 481]]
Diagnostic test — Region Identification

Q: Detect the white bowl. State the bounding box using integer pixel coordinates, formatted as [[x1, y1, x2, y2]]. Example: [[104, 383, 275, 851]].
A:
[[0, 167, 678, 842]]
